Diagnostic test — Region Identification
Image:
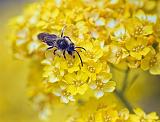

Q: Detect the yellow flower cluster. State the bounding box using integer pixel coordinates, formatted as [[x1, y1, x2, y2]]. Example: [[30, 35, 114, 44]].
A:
[[72, 108, 160, 122], [10, 0, 121, 102], [66, 99, 160, 122], [9, 0, 160, 75], [9, 0, 160, 120]]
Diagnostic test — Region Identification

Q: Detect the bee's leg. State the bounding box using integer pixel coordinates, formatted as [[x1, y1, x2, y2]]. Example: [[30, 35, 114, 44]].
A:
[[53, 49, 58, 55], [47, 46, 53, 50], [67, 50, 74, 58], [63, 51, 66, 59]]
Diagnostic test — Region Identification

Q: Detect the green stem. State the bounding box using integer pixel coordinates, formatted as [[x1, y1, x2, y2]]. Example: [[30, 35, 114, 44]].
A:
[[121, 68, 129, 92], [112, 66, 134, 113], [115, 90, 134, 113], [127, 74, 139, 91], [110, 64, 126, 72]]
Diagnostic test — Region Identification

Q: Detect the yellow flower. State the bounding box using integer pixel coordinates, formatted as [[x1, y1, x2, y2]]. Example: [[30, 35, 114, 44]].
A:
[[118, 108, 130, 121], [64, 71, 88, 95], [110, 24, 130, 44], [53, 86, 75, 104], [125, 18, 153, 38], [129, 108, 159, 122], [45, 52, 80, 73], [106, 44, 129, 64], [127, 56, 141, 68], [98, 108, 119, 122], [94, 111, 118, 122], [82, 60, 102, 81], [141, 48, 160, 75], [81, 40, 104, 62], [135, 10, 157, 24], [125, 37, 151, 60], [90, 73, 116, 98], [72, 100, 130, 122]]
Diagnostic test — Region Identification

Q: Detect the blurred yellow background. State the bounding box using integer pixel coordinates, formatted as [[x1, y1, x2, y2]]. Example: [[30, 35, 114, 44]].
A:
[[0, 0, 160, 122], [0, 1, 41, 122]]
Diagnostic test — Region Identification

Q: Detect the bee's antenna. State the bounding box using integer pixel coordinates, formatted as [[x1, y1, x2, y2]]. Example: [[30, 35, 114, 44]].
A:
[[74, 50, 83, 66], [75, 47, 86, 51], [61, 25, 67, 37]]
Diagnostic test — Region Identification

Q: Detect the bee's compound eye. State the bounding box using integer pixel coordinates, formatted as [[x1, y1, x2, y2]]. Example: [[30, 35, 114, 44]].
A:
[[68, 43, 75, 51]]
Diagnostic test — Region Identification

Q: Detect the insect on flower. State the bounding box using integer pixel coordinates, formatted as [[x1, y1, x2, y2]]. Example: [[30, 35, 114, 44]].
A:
[[37, 26, 86, 66]]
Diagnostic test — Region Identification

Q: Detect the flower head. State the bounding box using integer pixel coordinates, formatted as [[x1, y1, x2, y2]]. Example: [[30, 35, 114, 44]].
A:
[[9, 0, 160, 120], [125, 37, 151, 60], [9, 0, 120, 102], [64, 71, 88, 95], [90, 72, 115, 98], [141, 48, 160, 75]]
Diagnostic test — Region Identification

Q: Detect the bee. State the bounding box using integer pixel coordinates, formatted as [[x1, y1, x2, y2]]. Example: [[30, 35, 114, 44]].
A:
[[37, 27, 86, 66]]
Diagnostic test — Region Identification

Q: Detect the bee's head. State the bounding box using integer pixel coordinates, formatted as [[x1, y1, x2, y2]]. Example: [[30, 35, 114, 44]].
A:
[[67, 43, 75, 52], [37, 33, 48, 42]]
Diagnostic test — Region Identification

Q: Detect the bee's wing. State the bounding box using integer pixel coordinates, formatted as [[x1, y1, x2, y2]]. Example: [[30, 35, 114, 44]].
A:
[[50, 34, 57, 39], [44, 34, 57, 46], [44, 34, 57, 41]]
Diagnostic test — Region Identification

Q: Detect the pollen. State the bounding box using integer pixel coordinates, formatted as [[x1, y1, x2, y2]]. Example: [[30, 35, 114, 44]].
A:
[[104, 114, 112, 122], [116, 51, 122, 58], [96, 80, 103, 90], [97, 103, 107, 110], [132, 45, 145, 52], [73, 80, 82, 87], [62, 90, 71, 97], [133, 25, 144, 37], [149, 57, 157, 67], [67, 61, 74, 67], [86, 52, 95, 59], [88, 66, 96, 73]]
